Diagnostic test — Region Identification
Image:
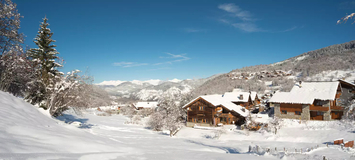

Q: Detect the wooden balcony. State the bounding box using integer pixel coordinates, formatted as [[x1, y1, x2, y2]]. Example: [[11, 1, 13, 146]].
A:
[[309, 105, 329, 111], [330, 106, 344, 111]]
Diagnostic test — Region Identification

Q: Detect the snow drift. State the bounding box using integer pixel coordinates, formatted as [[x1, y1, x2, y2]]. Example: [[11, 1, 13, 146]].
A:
[[0, 91, 133, 155]]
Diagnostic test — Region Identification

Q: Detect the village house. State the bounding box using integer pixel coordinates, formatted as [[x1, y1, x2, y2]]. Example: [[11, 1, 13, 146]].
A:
[[133, 101, 158, 110], [182, 94, 249, 127], [269, 81, 355, 120], [225, 89, 261, 110]]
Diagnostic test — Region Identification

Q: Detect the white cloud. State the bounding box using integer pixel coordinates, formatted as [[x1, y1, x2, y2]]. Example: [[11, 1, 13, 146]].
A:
[[183, 28, 207, 33], [232, 22, 263, 33], [218, 3, 261, 32], [113, 62, 148, 68], [280, 26, 298, 32], [155, 53, 190, 65], [218, 3, 252, 21], [217, 3, 298, 33]]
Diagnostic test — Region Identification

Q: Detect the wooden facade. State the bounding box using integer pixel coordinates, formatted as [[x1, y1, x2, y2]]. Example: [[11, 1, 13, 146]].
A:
[[280, 103, 302, 115], [331, 111, 343, 120], [184, 98, 245, 126]]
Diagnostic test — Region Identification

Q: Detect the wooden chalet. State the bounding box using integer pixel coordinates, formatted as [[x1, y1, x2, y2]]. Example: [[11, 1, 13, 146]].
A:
[[269, 81, 355, 121], [183, 94, 250, 127]]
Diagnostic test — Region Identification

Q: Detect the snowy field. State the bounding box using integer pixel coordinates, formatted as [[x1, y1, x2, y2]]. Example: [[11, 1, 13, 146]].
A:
[[1, 91, 355, 160]]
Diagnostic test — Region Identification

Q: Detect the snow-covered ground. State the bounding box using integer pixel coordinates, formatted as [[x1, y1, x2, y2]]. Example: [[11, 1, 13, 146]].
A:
[[1, 91, 355, 159]]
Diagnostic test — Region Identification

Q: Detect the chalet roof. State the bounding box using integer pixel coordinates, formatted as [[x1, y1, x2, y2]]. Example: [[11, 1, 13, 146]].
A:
[[224, 91, 250, 102], [182, 94, 249, 117], [250, 91, 258, 101], [269, 81, 340, 104], [135, 102, 158, 109], [338, 79, 355, 88]]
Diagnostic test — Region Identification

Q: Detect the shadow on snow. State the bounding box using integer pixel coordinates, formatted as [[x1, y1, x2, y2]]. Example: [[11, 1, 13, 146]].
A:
[[56, 114, 93, 129], [186, 140, 242, 154]]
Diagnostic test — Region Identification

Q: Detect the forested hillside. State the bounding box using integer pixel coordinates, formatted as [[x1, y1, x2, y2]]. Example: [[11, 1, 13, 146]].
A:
[[193, 40, 355, 97]]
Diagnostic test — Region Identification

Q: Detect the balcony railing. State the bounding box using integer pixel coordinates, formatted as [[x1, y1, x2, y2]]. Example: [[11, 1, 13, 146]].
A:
[[330, 106, 344, 111], [309, 105, 329, 111]]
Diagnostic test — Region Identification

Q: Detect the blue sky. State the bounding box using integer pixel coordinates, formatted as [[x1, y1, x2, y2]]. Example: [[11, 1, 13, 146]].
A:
[[13, 0, 355, 83]]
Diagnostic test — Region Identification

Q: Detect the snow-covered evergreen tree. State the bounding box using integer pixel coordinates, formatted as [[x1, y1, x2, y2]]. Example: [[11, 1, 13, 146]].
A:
[[26, 17, 63, 108]]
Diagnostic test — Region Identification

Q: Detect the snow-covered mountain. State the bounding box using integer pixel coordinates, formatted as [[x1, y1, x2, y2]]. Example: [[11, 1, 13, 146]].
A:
[[193, 40, 355, 97], [97, 76, 219, 101]]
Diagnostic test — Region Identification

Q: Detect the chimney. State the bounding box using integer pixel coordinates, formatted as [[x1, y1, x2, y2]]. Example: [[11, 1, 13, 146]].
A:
[[299, 81, 302, 88], [240, 94, 243, 100]]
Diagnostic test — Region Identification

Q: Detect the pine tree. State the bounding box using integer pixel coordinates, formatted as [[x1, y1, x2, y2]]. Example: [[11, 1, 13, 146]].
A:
[[28, 17, 62, 86], [26, 17, 63, 108]]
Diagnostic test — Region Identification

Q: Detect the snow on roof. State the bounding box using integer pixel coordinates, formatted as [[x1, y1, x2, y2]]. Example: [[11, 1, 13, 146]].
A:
[[269, 92, 314, 104], [338, 79, 355, 87], [269, 81, 340, 104], [223, 92, 250, 102], [183, 94, 249, 117], [135, 102, 158, 108], [250, 91, 258, 101]]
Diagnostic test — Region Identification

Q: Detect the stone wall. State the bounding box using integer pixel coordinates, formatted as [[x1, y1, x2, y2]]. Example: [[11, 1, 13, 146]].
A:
[[272, 103, 310, 120], [301, 104, 310, 120]]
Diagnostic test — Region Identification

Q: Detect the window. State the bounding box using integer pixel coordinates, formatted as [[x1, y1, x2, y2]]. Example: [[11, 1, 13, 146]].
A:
[[193, 118, 197, 123], [295, 111, 301, 115], [199, 106, 205, 111], [281, 110, 287, 114], [202, 119, 207, 123]]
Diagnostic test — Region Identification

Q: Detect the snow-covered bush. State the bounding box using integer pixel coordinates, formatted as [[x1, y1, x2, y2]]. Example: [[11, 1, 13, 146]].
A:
[[120, 105, 137, 118], [147, 111, 164, 131], [138, 108, 154, 118], [147, 92, 191, 136], [131, 115, 142, 124], [47, 70, 92, 117], [344, 100, 355, 121], [267, 117, 281, 134], [0, 50, 34, 97]]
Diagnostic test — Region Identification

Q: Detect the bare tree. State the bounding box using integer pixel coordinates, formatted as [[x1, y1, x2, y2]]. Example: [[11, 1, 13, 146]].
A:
[[0, 49, 34, 96], [0, 0, 24, 55], [337, 13, 355, 24], [47, 70, 87, 116], [147, 92, 191, 137]]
